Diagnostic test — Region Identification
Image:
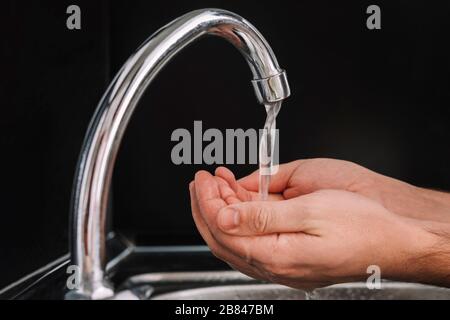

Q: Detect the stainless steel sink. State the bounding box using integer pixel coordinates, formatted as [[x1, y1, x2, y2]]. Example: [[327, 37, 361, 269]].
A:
[[151, 282, 450, 300], [307, 282, 450, 300], [115, 271, 450, 300], [152, 284, 306, 300]]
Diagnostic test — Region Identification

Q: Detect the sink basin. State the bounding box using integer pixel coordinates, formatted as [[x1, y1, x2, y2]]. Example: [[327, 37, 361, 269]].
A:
[[116, 271, 450, 300], [152, 284, 305, 300], [307, 282, 450, 300], [151, 282, 450, 300]]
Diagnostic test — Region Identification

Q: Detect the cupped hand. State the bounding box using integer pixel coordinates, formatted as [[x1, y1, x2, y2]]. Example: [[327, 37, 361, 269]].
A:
[[189, 167, 438, 290], [237, 158, 450, 223]]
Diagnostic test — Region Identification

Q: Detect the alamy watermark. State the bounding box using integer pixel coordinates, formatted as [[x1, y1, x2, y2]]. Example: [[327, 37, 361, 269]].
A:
[[366, 265, 382, 289], [66, 5, 81, 30], [366, 5, 381, 30], [66, 265, 81, 290], [170, 121, 279, 175]]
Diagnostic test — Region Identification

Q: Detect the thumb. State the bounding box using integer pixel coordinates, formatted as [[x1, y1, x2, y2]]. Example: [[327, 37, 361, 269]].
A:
[[238, 160, 302, 194], [216, 198, 310, 236]]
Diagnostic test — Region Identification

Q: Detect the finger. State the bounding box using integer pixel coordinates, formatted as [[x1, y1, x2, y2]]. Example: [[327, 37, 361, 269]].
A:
[[237, 161, 302, 194], [194, 170, 229, 222], [216, 176, 241, 205], [215, 167, 252, 200], [215, 167, 283, 201], [226, 262, 266, 281], [189, 181, 264, 279], [194, 171, 276, 265], [216, 197, 312, 236]]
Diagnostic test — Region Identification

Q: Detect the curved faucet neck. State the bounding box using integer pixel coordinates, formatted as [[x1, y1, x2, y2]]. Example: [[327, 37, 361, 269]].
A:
[[69, 8, 290, 299]]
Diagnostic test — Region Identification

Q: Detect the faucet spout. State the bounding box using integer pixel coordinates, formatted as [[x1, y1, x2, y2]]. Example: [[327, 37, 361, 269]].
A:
[[68, 8, 290, 299]]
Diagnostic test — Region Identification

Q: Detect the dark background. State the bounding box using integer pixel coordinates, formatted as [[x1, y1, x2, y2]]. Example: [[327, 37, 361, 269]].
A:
[[1, 0, 449, 289]]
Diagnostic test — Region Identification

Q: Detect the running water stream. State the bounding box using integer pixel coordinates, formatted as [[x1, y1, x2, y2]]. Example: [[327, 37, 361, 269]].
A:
[[258, 101, 282, 201], [259, 102, 317, 298]]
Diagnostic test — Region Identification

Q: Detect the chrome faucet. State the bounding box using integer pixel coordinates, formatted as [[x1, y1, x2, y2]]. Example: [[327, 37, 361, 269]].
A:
[[68, 8, 290, 299]]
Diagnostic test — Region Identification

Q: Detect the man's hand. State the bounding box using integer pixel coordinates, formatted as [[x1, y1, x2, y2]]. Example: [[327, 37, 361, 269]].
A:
[[189, 166, 448, 289], [237, 158, 450, 223]]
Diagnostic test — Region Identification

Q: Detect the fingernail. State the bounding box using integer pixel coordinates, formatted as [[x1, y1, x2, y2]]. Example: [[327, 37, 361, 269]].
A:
[[219, 208, 240, 230]]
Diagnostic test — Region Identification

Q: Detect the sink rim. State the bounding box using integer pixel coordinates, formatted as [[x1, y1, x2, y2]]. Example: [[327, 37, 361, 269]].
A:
[[149, 280, 450, 300], [124, 270, 255, 286], [151, 283, 303, 300], [115, 270, 450, 300]]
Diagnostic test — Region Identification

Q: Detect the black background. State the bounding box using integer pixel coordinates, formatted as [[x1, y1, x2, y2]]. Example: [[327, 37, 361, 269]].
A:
[[1, 0, 449, 289]]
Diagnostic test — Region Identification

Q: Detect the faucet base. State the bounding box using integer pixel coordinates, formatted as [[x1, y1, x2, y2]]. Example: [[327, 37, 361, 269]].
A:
[[65, 282, 114, 300]]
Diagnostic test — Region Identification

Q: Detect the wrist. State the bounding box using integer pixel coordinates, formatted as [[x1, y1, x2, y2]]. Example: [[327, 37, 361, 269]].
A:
[[414, 187, 450, 223], [401, 222, 450, 287], [376, 175, 450, 223]]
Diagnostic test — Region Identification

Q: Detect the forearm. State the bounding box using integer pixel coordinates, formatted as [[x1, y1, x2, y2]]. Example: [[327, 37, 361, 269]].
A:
[[411, 223, 450, 287], [376, 175, 450, 223], [416, 187, 450, 222], [372, 174, 450, 286]]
